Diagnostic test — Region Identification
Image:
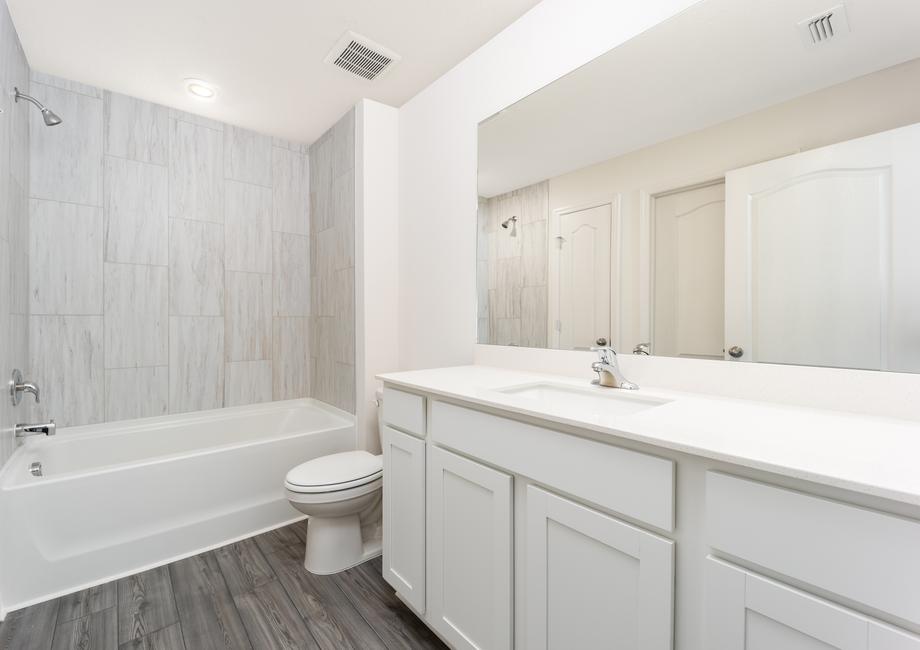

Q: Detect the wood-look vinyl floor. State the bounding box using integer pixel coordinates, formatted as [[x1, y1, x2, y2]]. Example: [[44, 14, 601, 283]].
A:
[[0, 522, 446, 650]]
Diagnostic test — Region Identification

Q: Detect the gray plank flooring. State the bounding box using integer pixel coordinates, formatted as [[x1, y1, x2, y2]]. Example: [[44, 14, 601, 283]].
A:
[[0, 523, 446, 650]]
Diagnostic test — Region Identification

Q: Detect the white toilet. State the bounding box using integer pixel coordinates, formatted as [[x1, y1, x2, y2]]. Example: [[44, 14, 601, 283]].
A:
[[284, 393, 384, 574]]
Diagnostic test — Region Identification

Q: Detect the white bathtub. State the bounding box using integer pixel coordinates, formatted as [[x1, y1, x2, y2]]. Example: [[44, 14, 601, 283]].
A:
[[0, 399, 355, 618]]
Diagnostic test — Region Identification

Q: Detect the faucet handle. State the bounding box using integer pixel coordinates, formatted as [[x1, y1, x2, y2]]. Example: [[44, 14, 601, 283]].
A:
[[9, 369, 40, 406], [590, 346, 616, 363]]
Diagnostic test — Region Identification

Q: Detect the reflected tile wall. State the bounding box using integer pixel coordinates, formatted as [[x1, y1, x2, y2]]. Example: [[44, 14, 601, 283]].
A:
[[27, 73, 318, 426]]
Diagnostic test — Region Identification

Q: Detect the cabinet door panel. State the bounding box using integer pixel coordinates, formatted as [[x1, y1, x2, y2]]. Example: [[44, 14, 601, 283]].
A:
[[382, 426, 426, 612], [427, 446, 513, 650], [525, 485, 674, 650]]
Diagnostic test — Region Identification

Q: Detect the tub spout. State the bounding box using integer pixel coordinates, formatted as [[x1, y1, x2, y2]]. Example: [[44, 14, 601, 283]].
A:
[[15, 420, 55, 438]]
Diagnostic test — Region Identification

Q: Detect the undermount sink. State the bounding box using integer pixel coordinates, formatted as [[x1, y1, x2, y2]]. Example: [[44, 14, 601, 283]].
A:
[[495, 382, 670, 418]]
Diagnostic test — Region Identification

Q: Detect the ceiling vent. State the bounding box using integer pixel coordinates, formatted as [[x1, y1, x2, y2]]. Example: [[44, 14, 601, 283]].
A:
[[798, 4, 851, 47], [324, 31, 401, 81]]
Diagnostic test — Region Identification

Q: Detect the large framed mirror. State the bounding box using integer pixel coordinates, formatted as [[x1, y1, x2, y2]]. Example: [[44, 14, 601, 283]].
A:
[[477, 0, 920, 372]]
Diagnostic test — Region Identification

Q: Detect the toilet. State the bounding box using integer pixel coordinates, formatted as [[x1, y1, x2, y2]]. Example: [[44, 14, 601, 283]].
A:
[[284, 392, 384, 574]]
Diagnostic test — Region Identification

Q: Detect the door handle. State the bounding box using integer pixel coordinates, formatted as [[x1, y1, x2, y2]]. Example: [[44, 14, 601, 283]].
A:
[[595, 337, 608, 346], [728, 346, 744, 358]]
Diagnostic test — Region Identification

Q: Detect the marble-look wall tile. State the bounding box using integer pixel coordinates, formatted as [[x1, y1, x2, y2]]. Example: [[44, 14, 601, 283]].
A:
[[224, 125, 272, 187], [169, 316, 224, 413], [30, 315, 104, 426], [494, 318, 521, 347], [8, 179, 29, 315], [30, 71, 102, 98], [169, 218, 224, 316], [104, 92, 168, 164], [312, 228, 336, 281], [225, 272, 271, 362], [29, 199, 103, 315], [333, 269, 354, 365], [333, 170, 355, 269], [169, 118, 223, 223], [522, 220, 547, 287], [334, 363, 356, 413], [272, 137, 309, 155], [168, 108, 224, 131], [272, 317, 309, 400], [225, 181, 271, 274], [308, 133, 334, 233], [520, 286, 548, 348], [225, 360, 272, 407], [30, 83, 103, 205], [520, 181, 549, 224], [332, 109, 355, 178], [105, 366, 168, 421], [273, 232, 310, 317], [272, 147, 309, 235], [104, 263, 168, 368], [104, 156, 168, 265]]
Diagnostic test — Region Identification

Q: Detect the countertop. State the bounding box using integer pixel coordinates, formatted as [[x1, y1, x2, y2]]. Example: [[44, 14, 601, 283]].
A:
[[378, 365, 920, 507]]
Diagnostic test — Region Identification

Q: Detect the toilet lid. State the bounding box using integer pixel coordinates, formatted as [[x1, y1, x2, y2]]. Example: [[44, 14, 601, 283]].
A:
[[285, 451, 382, 491]]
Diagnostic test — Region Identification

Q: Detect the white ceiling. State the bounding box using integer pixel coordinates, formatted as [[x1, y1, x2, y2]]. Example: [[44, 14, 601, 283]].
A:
[[478, 0, 920, 197], [7, 0, 541, 144]]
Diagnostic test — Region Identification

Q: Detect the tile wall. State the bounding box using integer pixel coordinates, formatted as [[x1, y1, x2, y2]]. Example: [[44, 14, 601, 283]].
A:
[[477, 180, 549, 347], [27, 73, 316, 426], [0, 0, 31, 465]]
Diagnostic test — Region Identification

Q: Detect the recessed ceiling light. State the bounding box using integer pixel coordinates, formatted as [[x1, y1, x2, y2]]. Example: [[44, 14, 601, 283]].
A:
[[184, 78, 216, 100]]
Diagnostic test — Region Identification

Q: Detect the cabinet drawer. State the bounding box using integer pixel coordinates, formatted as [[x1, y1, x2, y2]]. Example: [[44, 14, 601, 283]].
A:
[[430, 400, 674, 532], [382, 387, 426, 437], [706, 472, 920, 626]]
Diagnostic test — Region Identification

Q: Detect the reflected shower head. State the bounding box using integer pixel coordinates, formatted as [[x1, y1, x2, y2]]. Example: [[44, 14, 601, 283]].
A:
[[14, 87, 63, 126], [500, 215, 518, 237]]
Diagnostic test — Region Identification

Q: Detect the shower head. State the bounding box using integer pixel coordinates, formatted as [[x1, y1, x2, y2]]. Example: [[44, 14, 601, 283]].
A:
[[14, 87, 63, 126], [500, 215, 518, 237]]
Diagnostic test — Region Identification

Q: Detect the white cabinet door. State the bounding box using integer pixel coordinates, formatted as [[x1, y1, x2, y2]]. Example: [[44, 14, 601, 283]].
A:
[[705, 557, 920, 650], [381, 425, 426, 613], [427, 446, 513, 650], [525, 485, 674, 650]]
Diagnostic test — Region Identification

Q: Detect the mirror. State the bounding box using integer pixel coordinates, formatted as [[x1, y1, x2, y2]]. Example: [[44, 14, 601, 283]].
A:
[[477, 0, 920, 372]]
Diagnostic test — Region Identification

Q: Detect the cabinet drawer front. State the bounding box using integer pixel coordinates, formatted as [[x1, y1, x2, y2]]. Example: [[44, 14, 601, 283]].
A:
[[526, 486, 674, 650], [704, 558, 920, 650], [382, 387, 426, 437], [431, 400, 674, 531], [382, 426, 426, 613], [706, 472, 920, 626]]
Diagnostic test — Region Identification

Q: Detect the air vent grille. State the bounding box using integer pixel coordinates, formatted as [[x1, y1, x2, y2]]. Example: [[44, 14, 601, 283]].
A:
[[325, 31, 401, 81], [798, 4, 851, 47]]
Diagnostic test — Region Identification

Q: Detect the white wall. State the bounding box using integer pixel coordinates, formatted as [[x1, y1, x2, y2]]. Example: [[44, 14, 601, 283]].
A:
[[356, 99, 399, 452], [398, 0, 700, 371]]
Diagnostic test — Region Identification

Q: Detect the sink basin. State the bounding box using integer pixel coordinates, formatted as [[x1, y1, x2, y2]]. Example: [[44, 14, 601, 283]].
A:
[[495, 382, 669, 418]]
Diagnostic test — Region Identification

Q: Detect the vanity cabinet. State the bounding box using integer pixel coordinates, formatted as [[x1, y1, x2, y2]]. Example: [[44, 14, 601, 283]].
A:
[[524, 485, 674, 650], [426, 445, 513, 650], [381, 425, 426, 613]]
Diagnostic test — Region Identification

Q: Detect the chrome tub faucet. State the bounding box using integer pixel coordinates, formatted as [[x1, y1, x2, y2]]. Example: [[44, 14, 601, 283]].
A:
[[591, 346, 639, 390], [9, 369, 40, 405], [15, 420, 55, 438]]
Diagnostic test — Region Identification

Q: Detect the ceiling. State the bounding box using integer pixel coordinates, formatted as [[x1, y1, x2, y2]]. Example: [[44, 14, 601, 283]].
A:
[[478, 0, 920, 197], [7, 0, 541, 144]]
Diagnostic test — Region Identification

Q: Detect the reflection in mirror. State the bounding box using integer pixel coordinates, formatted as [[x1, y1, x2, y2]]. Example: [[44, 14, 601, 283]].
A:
[[477, 0, 920, 372]]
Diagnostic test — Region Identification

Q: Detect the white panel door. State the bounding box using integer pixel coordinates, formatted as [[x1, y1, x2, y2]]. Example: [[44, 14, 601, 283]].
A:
[[525, 485, 674, 650], [427, 446, 513, 650], [550, 202, 615, 350], [704, 557, 920, 650], [724, 122, 920, 371], [381, 425, 426, 613], [652, 182, 725, 359]]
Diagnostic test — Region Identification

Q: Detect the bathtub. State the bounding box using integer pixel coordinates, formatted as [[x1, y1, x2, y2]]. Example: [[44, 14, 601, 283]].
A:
[[0, 399, 355, 618]]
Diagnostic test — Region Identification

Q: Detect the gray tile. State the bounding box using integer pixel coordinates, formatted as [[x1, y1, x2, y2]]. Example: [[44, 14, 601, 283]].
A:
[[332, 108, 355, 178], [234, 580, 318, 650], [272, 147, 309, 235], [30, 70, 102, 97], [169, 316, 224, 413], [333, 269, 354, 365], [214, 538, 275, 597], [105, 367, 168, 422], [522, 220, 547, 287], [168, 107, 224, 131], [29, 199, 103, 315], [225, 361, 272, 407], [310, 355, 334, 408], [52, 607, 117, 650], [8, 180, 29, 315], [116, 566, 178, 645], [333, 170, 355, 270], [224, 125, 272, 187], [104, 92, 169, 165], [0, 598, 60, 650], [58, 576, 116, 622], [272, 317, 309, 401], [225, 271, 271, 362], [520, 286, 548, 348], [225, 180, 271, 274], [30, 315, 104, 426], [312, 229, 336, 281], [169, 118, 223, 223], [30, 83, 103, 205], [494, 318, 521, 347], [104, 156, 168, 265], [104, 263, 168, 368], [273, 233, 309, 317], [117, 623, 185, 650], [334, 362, 355, 413], [169, 219, 224, 316]]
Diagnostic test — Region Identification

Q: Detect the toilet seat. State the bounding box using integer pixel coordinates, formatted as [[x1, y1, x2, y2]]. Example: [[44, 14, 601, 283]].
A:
[[285, 450, 382, 494]]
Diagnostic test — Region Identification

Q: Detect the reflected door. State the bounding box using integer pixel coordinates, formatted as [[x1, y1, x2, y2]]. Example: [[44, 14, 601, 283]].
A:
[[724, 122, 920, 371], [550, 202, 614, 350], [652, 182, 725, 359]]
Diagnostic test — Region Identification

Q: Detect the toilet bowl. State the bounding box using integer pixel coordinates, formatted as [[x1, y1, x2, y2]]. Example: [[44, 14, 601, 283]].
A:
[[285, 449, 383, 574]]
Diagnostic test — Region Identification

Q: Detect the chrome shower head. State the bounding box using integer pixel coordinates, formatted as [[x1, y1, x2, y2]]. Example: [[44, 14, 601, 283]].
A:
[[500, 215, 518, 237], [14, 87, 63, 126]]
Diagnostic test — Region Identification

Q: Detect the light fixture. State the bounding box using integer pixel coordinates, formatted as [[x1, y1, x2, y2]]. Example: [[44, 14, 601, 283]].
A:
[[184, 78, 216, 100]]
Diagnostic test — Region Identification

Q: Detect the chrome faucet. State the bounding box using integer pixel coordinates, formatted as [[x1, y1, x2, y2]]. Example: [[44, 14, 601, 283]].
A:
[[590, 346, 638, 390], [15, 420, 55, 438], [9, 369, 40, 405]]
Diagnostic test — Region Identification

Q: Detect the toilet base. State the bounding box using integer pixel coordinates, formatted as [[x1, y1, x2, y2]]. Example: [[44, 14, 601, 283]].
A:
[[303, 514, 382, 575]]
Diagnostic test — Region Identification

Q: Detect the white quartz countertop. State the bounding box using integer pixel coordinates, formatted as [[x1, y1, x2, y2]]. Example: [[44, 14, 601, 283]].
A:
[[378, 365, 920, 507]]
